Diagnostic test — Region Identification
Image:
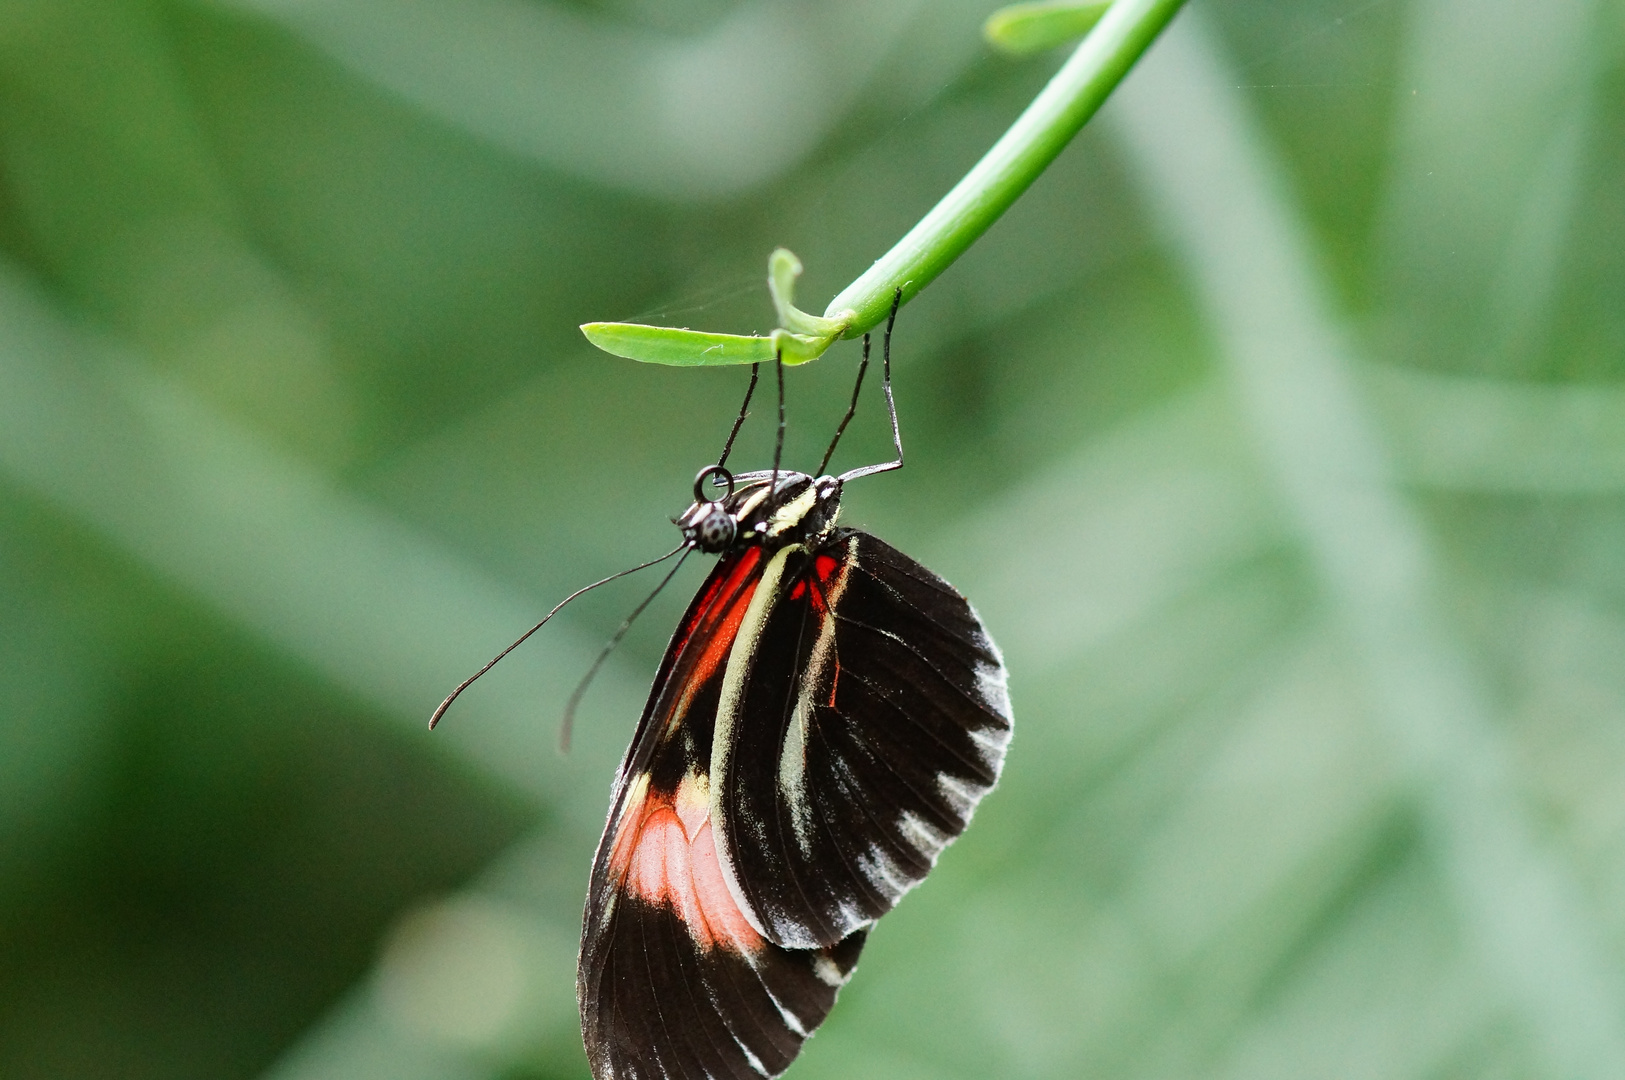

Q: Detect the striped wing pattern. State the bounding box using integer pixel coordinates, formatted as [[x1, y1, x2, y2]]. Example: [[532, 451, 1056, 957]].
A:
[[580, 546, 866, 1080], [579, 531, 1012, 1078], [712, 531, 1013, 949]]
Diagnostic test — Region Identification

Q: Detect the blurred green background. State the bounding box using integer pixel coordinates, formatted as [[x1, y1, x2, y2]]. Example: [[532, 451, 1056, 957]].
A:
[[3, 0, 1625, 1077]]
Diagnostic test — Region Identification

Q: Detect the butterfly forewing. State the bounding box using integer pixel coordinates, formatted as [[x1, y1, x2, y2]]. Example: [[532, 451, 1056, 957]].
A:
[[711, 531, 1013, 950], [580, 545, 870, 1080]]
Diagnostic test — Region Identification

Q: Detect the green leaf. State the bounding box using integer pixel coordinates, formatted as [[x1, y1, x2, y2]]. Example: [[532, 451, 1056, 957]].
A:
[[984, 1, 1114, 55], [578, 323, 776, 367], [768, 327, 838, 366], [583, 250, 847, 367], [767, 248, 848, 339]]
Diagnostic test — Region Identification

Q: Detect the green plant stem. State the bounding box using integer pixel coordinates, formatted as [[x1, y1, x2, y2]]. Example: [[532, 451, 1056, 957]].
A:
[[824, 0, 1187, 336], [583, 0, 1186, 365]]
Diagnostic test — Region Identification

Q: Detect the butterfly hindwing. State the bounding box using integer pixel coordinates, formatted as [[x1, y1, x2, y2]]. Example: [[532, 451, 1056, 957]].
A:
[[711, 530, 1013, 950], [580, 546, 869, 1080]]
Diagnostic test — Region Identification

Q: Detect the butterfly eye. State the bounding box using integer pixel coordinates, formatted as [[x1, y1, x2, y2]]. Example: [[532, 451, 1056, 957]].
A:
[[690, 505, 737, 552]]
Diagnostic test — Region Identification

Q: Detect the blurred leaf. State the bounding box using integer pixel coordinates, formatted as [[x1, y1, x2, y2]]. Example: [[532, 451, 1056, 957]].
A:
[[0, 262, 641, 825], [1111, 14, 1625, 1076], [1374, 0, 1603, 374], [984, 0, 1113, 55], [1366, 362, 1625, 492], [200, 0, 934, 199]]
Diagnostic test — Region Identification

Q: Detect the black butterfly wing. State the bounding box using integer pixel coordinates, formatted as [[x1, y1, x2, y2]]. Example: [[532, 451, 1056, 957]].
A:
[[579, 545, 868, 1080], [711, 530, 1013, 950]]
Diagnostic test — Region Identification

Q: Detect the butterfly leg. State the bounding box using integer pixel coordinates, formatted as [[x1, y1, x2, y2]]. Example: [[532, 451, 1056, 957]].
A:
[[771, 349, 785, 490], [714, 362, 760, 472], [836, 288, 905, 483], [816, 332, 871, 476]]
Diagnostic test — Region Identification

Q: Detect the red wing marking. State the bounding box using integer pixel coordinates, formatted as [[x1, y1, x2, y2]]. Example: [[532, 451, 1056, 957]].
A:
[[668, 547, 763, 726], [668, 546, 763, 660], [608, 773, 764, 954], [788, 553, 843, 607]]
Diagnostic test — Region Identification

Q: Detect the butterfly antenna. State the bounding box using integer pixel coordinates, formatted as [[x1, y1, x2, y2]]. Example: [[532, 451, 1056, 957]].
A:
[[560, 545, 694, 752], [817, 332, 870, 476], [837, 288, 905, 483], [716, 363, 759, 470], [771, 349, 785, 491], [428, 542, 688, 730]]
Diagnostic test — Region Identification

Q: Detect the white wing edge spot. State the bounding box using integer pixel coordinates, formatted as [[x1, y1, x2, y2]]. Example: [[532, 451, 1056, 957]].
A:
[[737, 945, 815, 1037], [764, 991, 811, 1038], [694, 975, 773, 1076], [735, 1037, 768, 1077], [937, 773, 984, 817], [856, 844, 914, 898], [974, 659, 1013, 721], [897, 809, 950, 859], [966, 720, 1011, 762], [811, 953, 846, 988]]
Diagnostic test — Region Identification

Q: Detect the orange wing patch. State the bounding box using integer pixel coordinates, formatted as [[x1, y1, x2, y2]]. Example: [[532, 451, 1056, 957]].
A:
[[609, 772, 763, 954]]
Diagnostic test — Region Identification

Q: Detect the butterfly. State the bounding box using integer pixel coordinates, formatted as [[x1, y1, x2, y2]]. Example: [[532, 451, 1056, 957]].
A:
[[432, 293, 1012, 1079]]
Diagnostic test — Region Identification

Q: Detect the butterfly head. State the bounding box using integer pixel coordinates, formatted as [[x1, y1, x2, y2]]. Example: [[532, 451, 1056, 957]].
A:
[[679, 466, 842, 554]]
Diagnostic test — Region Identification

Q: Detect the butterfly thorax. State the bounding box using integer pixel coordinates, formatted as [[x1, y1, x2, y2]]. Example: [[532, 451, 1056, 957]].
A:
[[678, 470, 843, 555]]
